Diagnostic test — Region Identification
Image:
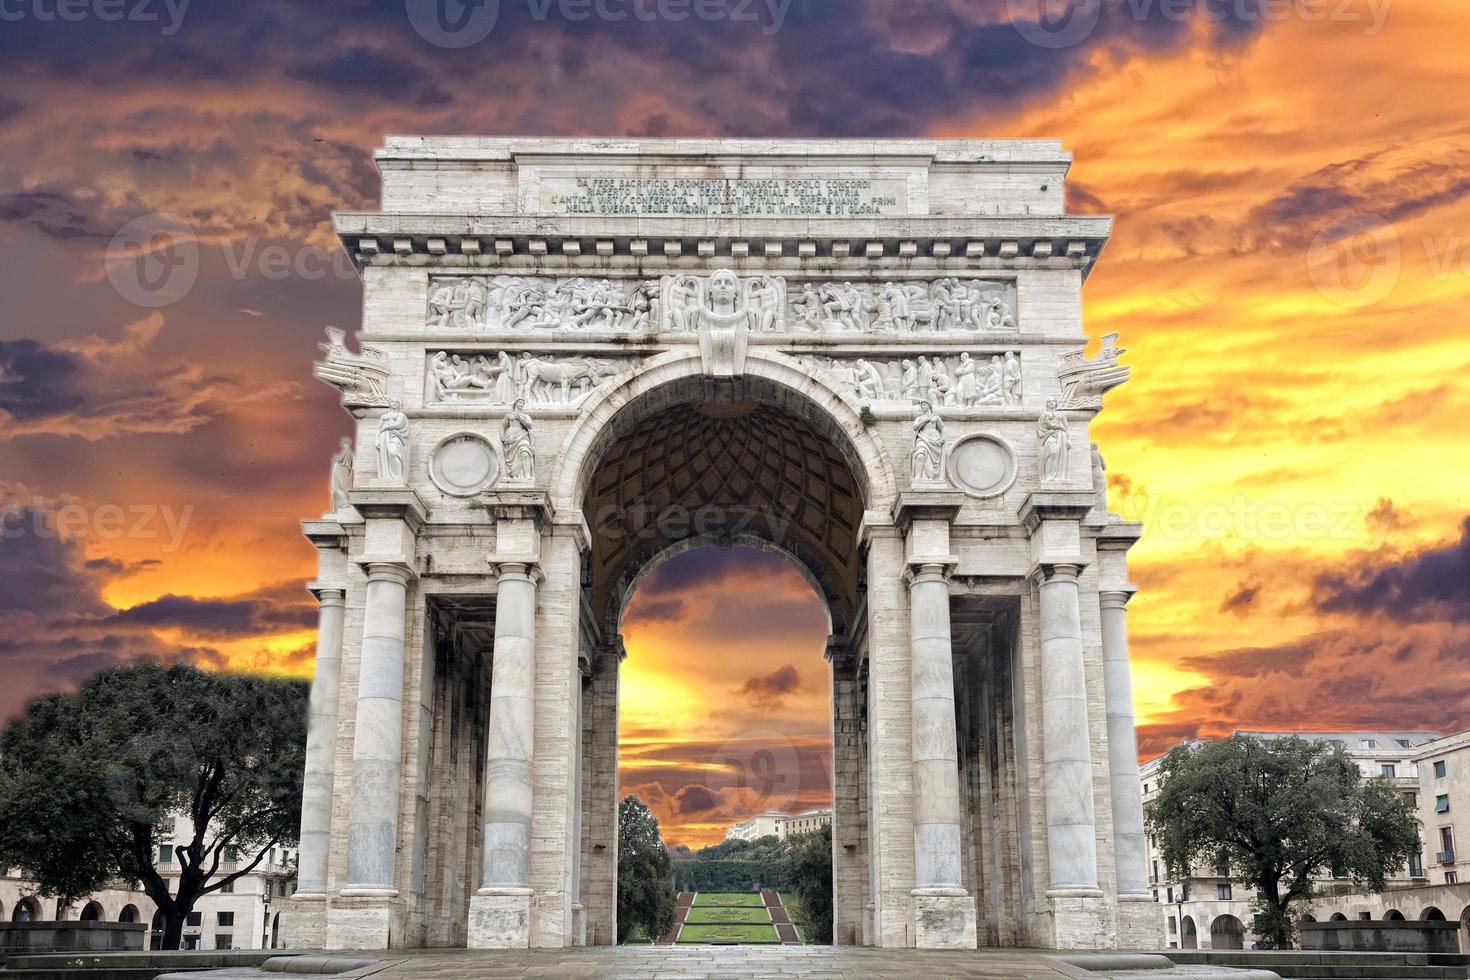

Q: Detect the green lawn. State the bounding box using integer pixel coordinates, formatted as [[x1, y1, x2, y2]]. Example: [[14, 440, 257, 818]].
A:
[[683, 905, 771, 924], [693, 891, 766, 907], [675, 923, 780, 944]]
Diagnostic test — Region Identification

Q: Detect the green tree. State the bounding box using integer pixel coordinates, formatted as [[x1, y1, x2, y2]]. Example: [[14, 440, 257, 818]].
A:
[[781, 824, 833, 944], [1145, 734, 1419, 949], [616, 794, 675, 944], [0, 662, 307, 949]]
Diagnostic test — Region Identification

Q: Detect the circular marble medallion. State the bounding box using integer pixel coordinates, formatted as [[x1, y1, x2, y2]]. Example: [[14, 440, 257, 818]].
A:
[[947, 435, 1017, 499], [429, 433, 499, 496]]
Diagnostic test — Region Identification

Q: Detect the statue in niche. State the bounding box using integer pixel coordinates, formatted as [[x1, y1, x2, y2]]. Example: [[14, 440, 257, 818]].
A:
[[375, 400, 410, 486], [692, 269, 755, 377], [501, 399, 536, 482], [1003, 351, 1022, 406], [911, 400, 945, 483], [328, 437, 353, 514], [1038, 399, 1069, 483], [1091, 442, 1108, 514], [427, 278, 487, 329]]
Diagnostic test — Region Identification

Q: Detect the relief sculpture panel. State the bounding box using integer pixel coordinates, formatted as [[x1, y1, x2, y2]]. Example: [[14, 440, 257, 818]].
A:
[[426, 350, 639, 407], [801, 351, 1023, 408]]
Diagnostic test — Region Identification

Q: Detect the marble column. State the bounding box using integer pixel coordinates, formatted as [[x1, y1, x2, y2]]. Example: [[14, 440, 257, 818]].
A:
[[828, 640, 865, 946], [342, 563, 412, 895], [579, 641, 621, 945], [907, 562, 976, 947], [296, 587, 346, 897], [468, 561, 540, 948], [1101, 589, 1149, 899], [1037, 563, 1101, 895]]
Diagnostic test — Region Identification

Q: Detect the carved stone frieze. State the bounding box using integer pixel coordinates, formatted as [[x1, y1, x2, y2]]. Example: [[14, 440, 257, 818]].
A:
[[425, 350, 637, 407], [421, 273, 1018, 337], [800, 351, 1022, 408]]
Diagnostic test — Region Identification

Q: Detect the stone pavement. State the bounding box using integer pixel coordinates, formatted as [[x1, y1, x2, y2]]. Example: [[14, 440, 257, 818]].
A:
[[160, 947, 1281, 980]]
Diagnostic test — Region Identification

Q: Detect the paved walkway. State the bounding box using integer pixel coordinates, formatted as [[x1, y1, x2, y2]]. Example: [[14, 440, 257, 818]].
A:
[[161, 947, 1277, 980]]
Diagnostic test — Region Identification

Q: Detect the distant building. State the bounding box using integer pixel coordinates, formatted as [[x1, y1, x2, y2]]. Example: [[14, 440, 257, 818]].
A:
[[722, 808, 833, 843], [1141, 729, 1440, 949], [0, 813, 297, 950]]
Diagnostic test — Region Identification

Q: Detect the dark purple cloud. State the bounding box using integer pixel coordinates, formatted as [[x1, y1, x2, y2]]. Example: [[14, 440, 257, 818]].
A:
[[1313, 518, 1470, 624]]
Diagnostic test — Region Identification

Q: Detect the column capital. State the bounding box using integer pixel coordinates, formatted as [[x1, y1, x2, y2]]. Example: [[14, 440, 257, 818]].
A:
[[1030, 562, 1083, 587], [306, 583, 347, 606], [903, 560, 956, 589], [363, 561, 414, 585], [1098, 587, 1137, 610], [490, 560, 543, 586]]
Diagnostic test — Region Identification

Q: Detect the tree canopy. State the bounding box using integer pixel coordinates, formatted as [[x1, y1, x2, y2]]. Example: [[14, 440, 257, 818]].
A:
[[0, 661, 308, 948], [616, 794, 676, 944], [1145, 734, 1419, 948], [780, 823, 833, 944]]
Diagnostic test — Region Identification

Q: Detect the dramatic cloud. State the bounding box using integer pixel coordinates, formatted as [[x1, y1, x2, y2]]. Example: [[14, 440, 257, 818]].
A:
[[737, 664, 804, 711]]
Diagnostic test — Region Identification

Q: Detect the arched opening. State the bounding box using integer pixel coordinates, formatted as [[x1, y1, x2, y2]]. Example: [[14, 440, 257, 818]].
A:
[[1385, 909, 1405, 921], [579, 379, 867, 948], [1181, 915, 1198, 949], [1210, 914, 1245, 950], [119, 904, 139, 923], [1458, 906, 1470, 954], [1422, 906, 1446, 921], [1330, 912, 1349, 922], [1300, 914, 1317, 924], [271, 912, 281, 949], [80, 901, 103, 921], [12, 897, 40, 922]]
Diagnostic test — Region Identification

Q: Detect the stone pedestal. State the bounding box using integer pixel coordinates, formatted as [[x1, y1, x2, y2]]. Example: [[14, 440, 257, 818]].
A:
[[912, 890, 979, 949], [468, 889, 533, 948], [275, 896, 327, 950], [325, 895, 401, 950], [1116, 894, 1165, 949], [1050, 893, 1112, 949]]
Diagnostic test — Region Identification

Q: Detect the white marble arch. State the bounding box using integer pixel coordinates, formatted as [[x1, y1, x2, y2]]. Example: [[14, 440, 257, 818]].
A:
[[548, 348, 900, 519]]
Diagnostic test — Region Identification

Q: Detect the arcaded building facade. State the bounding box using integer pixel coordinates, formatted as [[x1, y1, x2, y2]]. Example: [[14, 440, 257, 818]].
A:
[[281, 138, 1156, 951]]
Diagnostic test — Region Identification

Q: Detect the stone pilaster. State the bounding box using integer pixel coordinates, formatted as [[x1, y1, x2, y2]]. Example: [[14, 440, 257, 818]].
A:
[[468, 560, 541, 948], [827, 640, 865, 946], [280, 521, 348, 949], [580, 639, 622, 945], [1098, 522, 1159, 947]]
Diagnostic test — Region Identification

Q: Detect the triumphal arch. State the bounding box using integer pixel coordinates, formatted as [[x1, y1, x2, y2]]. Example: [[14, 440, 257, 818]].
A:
[[282, 138, 1156, 952]]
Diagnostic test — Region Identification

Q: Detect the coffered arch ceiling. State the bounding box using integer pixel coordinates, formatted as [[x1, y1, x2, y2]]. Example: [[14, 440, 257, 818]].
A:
[[581, 384, 866, 638]]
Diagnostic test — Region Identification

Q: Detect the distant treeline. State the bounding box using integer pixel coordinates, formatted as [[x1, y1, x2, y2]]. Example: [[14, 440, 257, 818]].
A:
[[669, 833, 794, 893]]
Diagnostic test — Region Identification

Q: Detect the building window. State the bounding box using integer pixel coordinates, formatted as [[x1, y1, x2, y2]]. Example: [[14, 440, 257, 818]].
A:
[[1435, 760, 1447, 779], [1217, 884, 1232, 901], [1362, 740, 1377, 749], [1407, 792, 1418, 809], [1448, 872, 1459, 884], [1440, 827, 1455, 852], [1436, 795, 1450, 813], [215, 934, 232, 949], [1410, 852, 1425, 877], [1398, 739, 1412, 748], [186, 911, 202, 927], [217, 912, 234, 927], [159, 844, 174, 864], [1166, 887, 1174, 903], [1382, 764, 1396, 778], [220, 878, 234, 894], [1151, 860, 1159, 883], [222, 846, 238, 862], [1167, 916, 1177, 934]]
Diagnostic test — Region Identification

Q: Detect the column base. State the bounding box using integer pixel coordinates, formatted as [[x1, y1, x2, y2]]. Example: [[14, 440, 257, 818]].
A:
[[1116, 893, 1165, 949], [911, 889, 977, 949], [275, 895, 327, 950], [571, 902, 587, 947], [863, 903, 876, 947], [468, 888, 533, 948], [325, 894, 401, 949], [1048, 891, 1111, 949]]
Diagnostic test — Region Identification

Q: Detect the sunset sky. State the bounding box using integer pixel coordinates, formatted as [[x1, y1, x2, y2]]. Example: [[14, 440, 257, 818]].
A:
[[1, 0, 1467, 848]]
